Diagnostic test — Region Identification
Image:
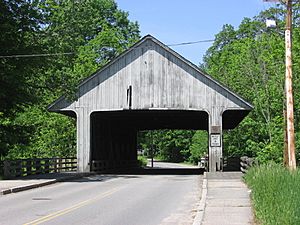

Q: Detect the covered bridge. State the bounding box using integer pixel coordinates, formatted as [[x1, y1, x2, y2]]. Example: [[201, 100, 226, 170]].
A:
[[48, 35, 253, 172]]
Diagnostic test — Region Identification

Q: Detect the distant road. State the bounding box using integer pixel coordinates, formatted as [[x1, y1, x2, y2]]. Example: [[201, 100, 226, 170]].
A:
[[147, 160, 200, 168], [0, 162, 202, 225]]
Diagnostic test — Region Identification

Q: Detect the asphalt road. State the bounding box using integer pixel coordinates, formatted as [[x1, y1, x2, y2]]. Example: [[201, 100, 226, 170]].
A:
[[0, 162, 202, 225]]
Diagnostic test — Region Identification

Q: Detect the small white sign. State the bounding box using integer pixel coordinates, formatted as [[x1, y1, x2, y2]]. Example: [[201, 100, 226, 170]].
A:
[[266, 19, 277, 28], [210, 134, 221, 147]]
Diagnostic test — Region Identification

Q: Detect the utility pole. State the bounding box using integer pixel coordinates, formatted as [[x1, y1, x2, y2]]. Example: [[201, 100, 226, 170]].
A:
[[285, 0, 296, 170], [263, 0, 296, 170]]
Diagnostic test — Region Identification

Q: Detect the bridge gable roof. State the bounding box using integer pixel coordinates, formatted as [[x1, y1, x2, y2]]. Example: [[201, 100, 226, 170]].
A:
[[48, 35, 253, 115]]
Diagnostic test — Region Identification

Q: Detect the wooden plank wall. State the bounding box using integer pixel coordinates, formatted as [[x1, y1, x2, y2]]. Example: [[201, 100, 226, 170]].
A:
[[62, 39, 245, 113]]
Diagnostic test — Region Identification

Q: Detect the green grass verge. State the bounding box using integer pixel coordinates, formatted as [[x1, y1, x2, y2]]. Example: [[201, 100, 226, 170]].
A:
[[244, 163, 300, 225]]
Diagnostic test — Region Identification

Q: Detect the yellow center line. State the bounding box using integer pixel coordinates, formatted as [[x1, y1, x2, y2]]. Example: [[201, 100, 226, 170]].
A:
[[23, 187, 120, 225]]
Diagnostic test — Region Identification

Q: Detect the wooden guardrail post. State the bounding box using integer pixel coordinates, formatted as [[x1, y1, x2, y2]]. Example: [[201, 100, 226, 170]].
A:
[[15, 160, 22, 177], [58, 158, 62, 172], [35, 159, 41, 174], [3, 160, 12, 179], [44, 158, 50, 173], [26, 159, 32, 176], [53, 158, 58, 173]]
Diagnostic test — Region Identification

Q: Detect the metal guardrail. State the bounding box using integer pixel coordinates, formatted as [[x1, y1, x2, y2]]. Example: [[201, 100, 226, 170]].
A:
[[91, 160, 138, 172], [3, 158, 77, 179]]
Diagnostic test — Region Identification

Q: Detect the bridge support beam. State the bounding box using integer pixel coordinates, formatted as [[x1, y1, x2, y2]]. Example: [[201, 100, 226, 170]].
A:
[[208, 108, 223, 172], [76, 108, 91, 173]]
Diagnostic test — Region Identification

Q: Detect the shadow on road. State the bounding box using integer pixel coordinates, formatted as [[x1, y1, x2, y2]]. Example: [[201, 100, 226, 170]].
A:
[[1, 167, 204, 184], [63, 167, 205, 183], [99, 167, 205, 175]]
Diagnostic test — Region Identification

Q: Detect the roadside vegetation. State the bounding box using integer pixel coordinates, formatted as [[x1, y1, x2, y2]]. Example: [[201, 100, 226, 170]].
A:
[[244, 164, 300, 225], [0, 0, 140, 160], [137, 156, 148, 167]]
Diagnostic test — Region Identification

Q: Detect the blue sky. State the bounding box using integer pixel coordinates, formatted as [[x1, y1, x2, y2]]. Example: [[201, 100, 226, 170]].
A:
[[116, 0, 274, 65]]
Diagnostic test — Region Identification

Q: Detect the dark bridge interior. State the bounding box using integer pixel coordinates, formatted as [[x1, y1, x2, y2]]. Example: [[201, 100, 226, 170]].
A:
[[90, 110, 208, 173], [91, 110, 209, 131], [91, 110, 208, 158], [90, 109, 249, 173]]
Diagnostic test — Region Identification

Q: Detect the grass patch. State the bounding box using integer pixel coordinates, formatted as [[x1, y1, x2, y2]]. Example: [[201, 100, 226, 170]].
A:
[[244, 163, 300, 225], [137, 156, 148, 167]]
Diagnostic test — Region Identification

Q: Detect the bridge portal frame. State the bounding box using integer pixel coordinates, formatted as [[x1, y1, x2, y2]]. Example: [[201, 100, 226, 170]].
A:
[[48, 35, 253, 172]]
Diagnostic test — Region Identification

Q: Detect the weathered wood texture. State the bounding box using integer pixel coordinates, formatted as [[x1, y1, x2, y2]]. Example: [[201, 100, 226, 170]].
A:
[[48, 35, 253, 172], [50, 38, 251, 113]]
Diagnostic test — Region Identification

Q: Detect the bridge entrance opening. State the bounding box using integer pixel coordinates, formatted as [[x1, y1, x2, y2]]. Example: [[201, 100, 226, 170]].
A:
[[90, 110, 208, 173]]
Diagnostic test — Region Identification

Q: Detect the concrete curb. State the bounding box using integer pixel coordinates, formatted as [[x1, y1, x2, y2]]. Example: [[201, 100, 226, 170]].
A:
[[193, 172, 207, 225], [0, 173, 93, 196]]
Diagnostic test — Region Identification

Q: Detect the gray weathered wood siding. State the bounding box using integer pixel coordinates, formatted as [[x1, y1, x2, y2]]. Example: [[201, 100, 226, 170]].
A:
[[50, 38, 251, 114]]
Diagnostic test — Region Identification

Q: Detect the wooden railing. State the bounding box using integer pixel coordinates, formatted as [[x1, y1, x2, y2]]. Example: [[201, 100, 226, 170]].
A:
[[3, 158, 77, 179], [223, 156, 241, 171], [91, 160, 138, 172], [240, 156, 256, 173]]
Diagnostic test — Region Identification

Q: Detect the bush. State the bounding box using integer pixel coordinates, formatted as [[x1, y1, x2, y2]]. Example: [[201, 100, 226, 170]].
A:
[[137, 156, 148, 167], [188, 131, 208, 164], [244, 163, 300, 225]]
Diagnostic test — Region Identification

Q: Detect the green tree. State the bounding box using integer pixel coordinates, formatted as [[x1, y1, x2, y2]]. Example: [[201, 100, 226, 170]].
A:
[[1, 0, 140, 159], [203, 4, 300, 163], [188, 131, 208, 164], [138, 130, 195, 163], [0, 0, 45, 159]]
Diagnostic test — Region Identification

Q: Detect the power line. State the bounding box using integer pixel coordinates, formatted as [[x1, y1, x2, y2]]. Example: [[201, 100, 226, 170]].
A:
[[0, 52, 74, 59], [0, 38, 216, 59], [167, 39, 215, 47]]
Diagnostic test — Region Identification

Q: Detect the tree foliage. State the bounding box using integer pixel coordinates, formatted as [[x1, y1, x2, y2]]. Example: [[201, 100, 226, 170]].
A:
[[188, 131, 208, 164], [138, 130, 207, 164], [203, 3, 300, 163], [0, 0, 140, 160]]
